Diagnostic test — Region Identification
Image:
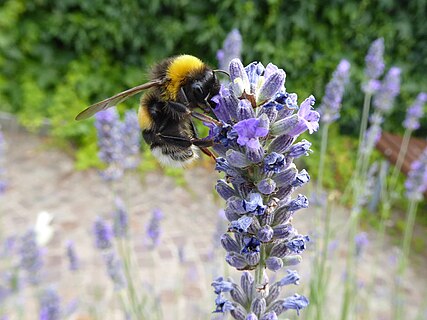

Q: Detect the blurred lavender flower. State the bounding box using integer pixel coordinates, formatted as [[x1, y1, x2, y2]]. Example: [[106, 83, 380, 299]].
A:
[[403, 92, 427, 131], [19, 230, 43, 285], [373, 67, 401, 114], [65, 240, 79, 271], [405, 147, 427, 201], [355, 232, 369, 257], [363, 38, 385, 93], [217, 29, 243, 72], [146, 209, 163, 248], [112, 197, 129, 238], [210, 58, 314, 318], [93, 216, 113, 250], [121, 110, 141, 170], [104, 251, 127, 291], [0, 127, 6, 194], [318, 59, 351, 124], [95, 108, 124, 181], [39, 288, 61, 320]]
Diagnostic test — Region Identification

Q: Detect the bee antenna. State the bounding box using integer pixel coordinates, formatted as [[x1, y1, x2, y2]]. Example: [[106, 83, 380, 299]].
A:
[[213, 69, 230, 79]]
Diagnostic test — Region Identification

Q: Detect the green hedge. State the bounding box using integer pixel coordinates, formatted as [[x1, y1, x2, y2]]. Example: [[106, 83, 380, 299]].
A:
[[1, 0, 426, 143]]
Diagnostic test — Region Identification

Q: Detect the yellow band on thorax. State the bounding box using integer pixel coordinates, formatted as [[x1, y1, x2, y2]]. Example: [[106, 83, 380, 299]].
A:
[[166, 55, 204, 100]]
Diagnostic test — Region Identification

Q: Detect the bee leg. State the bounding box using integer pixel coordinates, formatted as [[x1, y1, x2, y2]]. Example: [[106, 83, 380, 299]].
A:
[[199, 147, 217, 160], [157, 134, 192, 148], [190, 111, 222, 126]]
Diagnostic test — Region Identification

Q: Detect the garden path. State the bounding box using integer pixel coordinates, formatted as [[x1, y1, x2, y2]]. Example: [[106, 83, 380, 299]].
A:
[[2, 130, 426, 319]]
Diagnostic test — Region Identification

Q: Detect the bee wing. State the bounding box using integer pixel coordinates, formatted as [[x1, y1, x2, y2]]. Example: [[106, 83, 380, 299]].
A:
[[75, 80, 162, 120]]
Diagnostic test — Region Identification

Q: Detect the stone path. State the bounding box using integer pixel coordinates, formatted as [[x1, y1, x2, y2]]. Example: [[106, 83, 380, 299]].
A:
[[1, 130, 426, 319]]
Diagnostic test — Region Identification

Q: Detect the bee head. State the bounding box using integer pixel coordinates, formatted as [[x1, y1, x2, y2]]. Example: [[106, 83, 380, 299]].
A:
[[181, 69, 221, 110]]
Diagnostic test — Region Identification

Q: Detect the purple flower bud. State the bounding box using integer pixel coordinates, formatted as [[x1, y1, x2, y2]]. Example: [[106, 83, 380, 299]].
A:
[[231, 283, 247, 306], [227, 149, 250, 168], [221, 234, 240, 253], [365, 38, 385, 80], [268, 135, 295, 154], [257, 178, 276, 195], [230, 304, 247, 320], [403, 92, 427, 131], [245, 251, 261, 266], [226, 252, 248, 270], [257, 70, 286, 105], [216, 157, 240, 177], [211, 86, 240, 122], [121, 110, 141, 169], [230, 59, 250, 96], [277, 269, 300, 286], [274, 164, 298, 187], [216, 180, 236, 200], [251, 297, 267, 318], [212, 277, 234, 294], [259, 102, 279, 123], [292, 169, 310, 187], [241, 271, 255, 300], [246, 145, 265, 163], [246, 62, 265, 93], [282, 255, 302, 266], [272, 224, 295, 240], [257, 225, 274, 242], [237, 99, 256, 121], [270, 114, 299, 136], [264, 63, 279, 78], [282, 294, 309, 315], [230, 216, 253, 233], [287, 139, 312, 158], [266, 256, 283, 271], [286, 235, 310, 254], [245, 313, 259, 320], [362, 79, 382, 94], [260, 311, 278, 320]]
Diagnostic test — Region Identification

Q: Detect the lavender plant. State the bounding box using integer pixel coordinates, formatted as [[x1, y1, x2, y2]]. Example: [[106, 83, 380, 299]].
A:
[[208, 58, 319, 318], [39, 287, 61, 320], [65, 241, 79, 272], [217, 29, 243, 73], [19, 230, 43, 286], [146, 209, 163, 249]]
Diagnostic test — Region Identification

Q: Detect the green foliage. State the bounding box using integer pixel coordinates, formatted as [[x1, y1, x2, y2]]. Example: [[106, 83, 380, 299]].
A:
[[0, 0, 426, 177]]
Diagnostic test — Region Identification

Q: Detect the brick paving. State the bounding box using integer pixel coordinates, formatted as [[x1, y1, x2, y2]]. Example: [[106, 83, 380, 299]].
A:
[[1, 130, 426, 319]]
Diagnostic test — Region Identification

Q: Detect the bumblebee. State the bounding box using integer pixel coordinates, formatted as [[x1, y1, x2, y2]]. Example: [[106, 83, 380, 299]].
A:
[[76, 55, 227, 166]]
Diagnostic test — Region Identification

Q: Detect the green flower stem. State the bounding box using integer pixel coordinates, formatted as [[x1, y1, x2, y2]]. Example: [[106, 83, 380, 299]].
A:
[[316, 122, 330, 195], [255, 245, 266, 287], [395, 198, 419, 320]]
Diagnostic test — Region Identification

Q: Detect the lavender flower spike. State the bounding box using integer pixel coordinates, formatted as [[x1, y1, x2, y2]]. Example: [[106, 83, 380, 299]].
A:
[[405, 147, 427, 201], [20, 229, 43, 285], [121, 110, 141, 170], [373, 67, 401, 114], [66, 240, 79, 271], [210, 58, 315, 318], [93, 216, 113, 250], [39, 288, 61, 320], [403, 92, 427, 131], [95, 108, 124, 181], [319, 59, 351, 124], [217, 29, 243, 72], [146, 209, 164, 248], [365, 38, 385, 80]]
